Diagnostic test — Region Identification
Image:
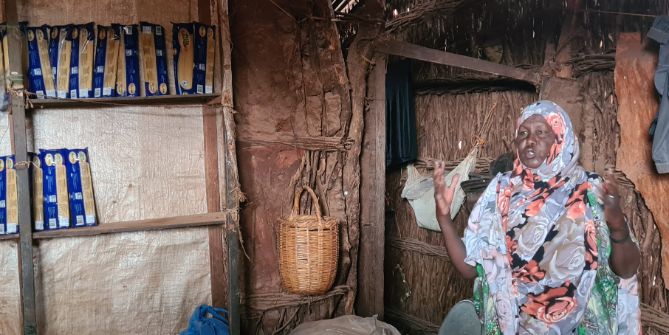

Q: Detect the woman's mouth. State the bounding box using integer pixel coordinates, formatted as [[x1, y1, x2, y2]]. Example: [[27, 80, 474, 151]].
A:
[[523, 149, 536, 159]]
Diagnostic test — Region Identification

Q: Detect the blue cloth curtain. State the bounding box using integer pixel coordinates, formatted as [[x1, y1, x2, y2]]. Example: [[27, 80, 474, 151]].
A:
[[386, 60, 418, 170]]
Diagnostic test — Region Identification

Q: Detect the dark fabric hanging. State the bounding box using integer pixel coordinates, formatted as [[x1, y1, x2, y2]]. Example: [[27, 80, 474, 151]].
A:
[[386, 60, 418, 170], [649, 16, 669, 173]]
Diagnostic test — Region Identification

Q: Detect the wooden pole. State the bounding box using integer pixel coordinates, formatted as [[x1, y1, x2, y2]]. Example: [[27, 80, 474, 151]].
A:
[[221, 110, 240, 335], [357, 54, 387, 317], [198, 0, 227, 310], [217, 0, 241, 333], [374, 39, 542, 86], [4, 0, 39, 333]]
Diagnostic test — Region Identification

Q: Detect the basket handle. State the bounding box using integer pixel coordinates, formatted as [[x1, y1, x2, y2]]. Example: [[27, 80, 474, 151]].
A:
[[291, 186, 323, 223]]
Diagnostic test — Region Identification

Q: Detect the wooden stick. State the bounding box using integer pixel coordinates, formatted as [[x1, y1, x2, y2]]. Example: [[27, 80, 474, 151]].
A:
[[32, 212, 226, 239], [237, 134, 352, 151], [374, 39, 542, 86]]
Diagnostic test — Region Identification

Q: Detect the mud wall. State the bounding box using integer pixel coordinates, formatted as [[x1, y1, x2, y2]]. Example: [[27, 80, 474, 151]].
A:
[[231, 0, 357, 333]]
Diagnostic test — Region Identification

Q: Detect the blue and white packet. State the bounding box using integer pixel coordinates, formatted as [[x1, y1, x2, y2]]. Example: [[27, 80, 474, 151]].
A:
[[115, 24, 140, 97], [173, 23, 196, 95], [139, 22, 169, 96], [29, 152, 45, 231], [74, 23, 95, 98], [64, 149, 96, 227], [193, 23, 216, 94], [40, 149, 70, 229], [54, 25, 73, 99], [193, 23, 208, 95], [25, 25, 56, 98], [68, 25, 80, 98], [93, 25, 121, 97], [48, 25, 61, 86], [0, 155, 18, 235]]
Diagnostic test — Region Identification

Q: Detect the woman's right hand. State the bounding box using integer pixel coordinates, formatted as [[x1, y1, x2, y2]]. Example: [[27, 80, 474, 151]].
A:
[[433, 160, 460, 221], [433, 160, 476, 279]]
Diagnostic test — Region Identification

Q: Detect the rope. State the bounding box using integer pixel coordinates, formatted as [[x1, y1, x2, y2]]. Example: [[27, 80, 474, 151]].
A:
[[473, 101, 499, 149]]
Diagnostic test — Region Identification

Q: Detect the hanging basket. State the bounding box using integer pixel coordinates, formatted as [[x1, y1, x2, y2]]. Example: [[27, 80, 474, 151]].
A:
[[278, 186, 339, 295]]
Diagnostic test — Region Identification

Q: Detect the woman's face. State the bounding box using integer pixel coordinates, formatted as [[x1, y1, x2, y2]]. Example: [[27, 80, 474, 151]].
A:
[[515, 115, 557, 169]]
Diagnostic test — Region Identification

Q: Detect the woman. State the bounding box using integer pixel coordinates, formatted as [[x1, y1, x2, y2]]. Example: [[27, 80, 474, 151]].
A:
[[433, 101, 641, 334]]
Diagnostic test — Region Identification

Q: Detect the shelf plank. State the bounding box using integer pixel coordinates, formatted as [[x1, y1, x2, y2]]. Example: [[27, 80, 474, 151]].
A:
[[27, 94, 221, 109], [32, 212, 226, 240], [0, 234, 19, 241]]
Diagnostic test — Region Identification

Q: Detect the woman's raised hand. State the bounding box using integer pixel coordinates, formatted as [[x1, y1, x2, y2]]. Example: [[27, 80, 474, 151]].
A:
[[433, 160, 460, 221]]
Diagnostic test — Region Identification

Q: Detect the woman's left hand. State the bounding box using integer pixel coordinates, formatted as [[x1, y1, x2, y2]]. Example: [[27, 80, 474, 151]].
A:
[[602, 169, 626, 231], [602, 169, 640, 279]]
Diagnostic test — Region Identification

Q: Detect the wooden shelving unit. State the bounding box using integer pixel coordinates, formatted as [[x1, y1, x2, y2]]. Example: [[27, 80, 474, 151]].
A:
[[2, 0, 240, 334]]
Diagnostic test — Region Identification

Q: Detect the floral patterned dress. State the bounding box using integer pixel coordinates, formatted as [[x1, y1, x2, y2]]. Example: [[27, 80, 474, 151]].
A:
[[462, 101, 640, 334]]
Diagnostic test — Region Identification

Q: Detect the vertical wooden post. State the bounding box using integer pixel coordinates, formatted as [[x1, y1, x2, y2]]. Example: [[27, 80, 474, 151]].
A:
[[221, 111, 240, 335], [215, 0, 241, 333], [357, 54, 387, 317], [199, 0, 241, 331], [203, 104, 226, 308], [198, 0, 227, 310], [5, 0, 39, 333]]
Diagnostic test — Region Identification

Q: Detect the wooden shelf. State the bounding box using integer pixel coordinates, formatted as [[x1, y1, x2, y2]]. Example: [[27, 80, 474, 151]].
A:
[[12, 212, 227, 240], [0, 234, 18, 241], [27, 94, 221, 109]]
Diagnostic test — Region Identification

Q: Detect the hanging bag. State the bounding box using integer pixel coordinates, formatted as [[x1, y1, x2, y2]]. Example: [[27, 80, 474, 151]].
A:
[[278, 186, 339, 295]]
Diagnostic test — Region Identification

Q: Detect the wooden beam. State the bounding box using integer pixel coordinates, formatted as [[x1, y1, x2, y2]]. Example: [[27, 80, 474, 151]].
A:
[[203, 105, 226, 308], [199, 0, 227, 310], [5, 0, 39, 331], [221, 109, 240, 335], [32, 213, 226, 239], [237, 134, 352, 151], [356, 54, 386, 318], [218, 0, 241, 333], [374, 39, 541, 86]]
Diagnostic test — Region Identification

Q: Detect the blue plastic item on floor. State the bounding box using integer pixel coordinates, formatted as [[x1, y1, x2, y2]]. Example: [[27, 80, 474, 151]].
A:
[[180, 305, 229, 335]]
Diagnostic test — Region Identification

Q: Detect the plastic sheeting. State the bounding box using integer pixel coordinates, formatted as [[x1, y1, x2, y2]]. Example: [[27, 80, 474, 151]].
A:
[[30, 107, 208, 222], [0, 106, 214, 334], [0, 241, 21, 335], [35, 229, 211, 334]]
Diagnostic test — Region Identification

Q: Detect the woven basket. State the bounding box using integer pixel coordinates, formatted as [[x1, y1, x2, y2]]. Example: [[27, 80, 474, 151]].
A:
[[278, 186, 338, 295]]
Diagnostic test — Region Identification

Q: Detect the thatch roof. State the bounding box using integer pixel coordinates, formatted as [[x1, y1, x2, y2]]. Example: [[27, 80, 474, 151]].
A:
[[381, 0, 667, 88]]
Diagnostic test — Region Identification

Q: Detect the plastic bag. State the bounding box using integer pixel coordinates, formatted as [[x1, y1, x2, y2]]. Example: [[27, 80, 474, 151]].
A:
[[289, 315, 400, 335], [180, 305, 229, 335], [401, 148, 477, 231]]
